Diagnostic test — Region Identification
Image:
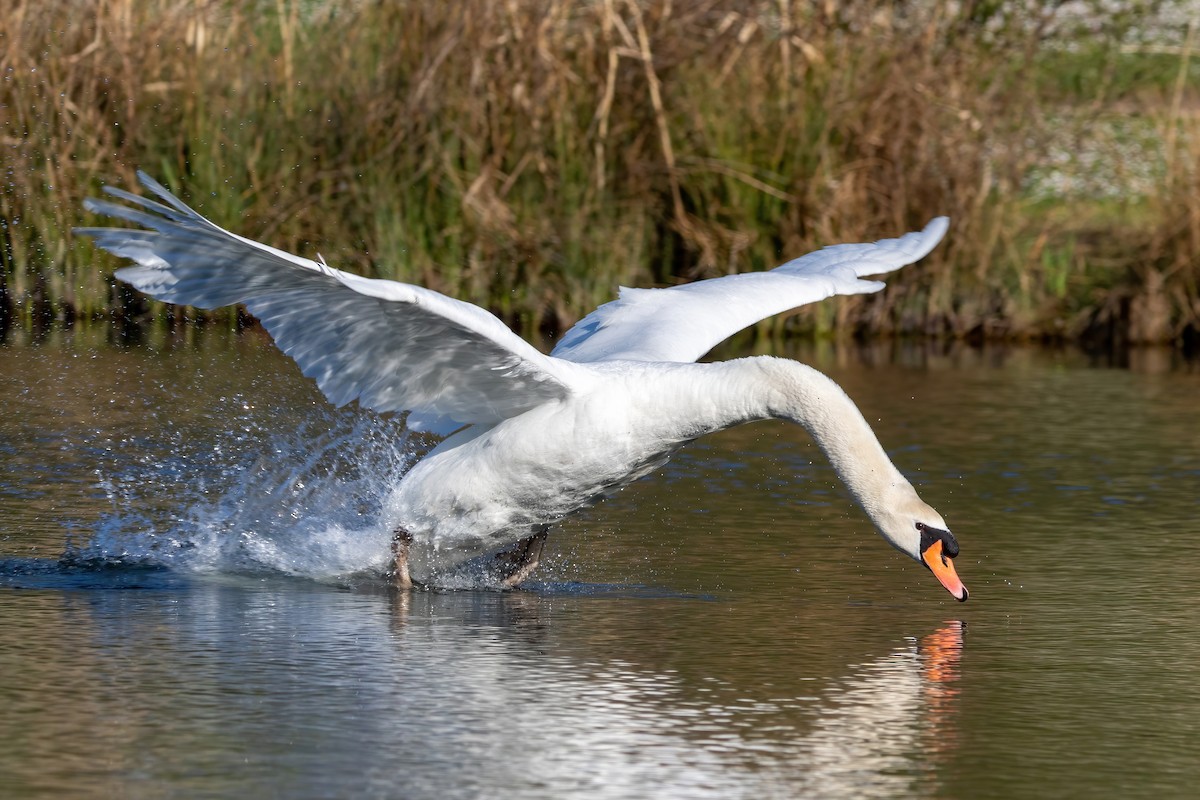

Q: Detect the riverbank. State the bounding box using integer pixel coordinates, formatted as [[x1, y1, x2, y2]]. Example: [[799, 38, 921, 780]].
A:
[[3, 1, 1198, 345]]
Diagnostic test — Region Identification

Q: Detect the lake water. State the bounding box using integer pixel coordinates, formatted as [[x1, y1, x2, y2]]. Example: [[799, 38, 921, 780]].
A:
[[2, 327, 1199, 799]]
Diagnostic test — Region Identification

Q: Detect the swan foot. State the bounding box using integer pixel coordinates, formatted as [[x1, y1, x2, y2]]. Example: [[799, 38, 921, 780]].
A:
[[496, 529, 549, 588], [388, 528, 414, 590]]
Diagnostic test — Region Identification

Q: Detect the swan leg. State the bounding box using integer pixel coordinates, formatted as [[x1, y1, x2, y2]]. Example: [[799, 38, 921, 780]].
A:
[[389, 528, 414, 590], [496, 528, 549, 588]]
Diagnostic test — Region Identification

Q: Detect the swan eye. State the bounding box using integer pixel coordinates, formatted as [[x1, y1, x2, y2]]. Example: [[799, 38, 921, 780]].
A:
[[915, 522, 926, 532]]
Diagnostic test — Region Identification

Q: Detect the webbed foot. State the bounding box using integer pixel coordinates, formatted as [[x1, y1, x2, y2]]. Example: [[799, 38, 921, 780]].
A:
[[495, 529, 549, 588], [389, 528, 414, 590]]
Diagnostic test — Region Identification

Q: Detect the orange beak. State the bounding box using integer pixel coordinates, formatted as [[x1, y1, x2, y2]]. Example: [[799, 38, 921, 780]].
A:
[[922, 539, 968, 602]]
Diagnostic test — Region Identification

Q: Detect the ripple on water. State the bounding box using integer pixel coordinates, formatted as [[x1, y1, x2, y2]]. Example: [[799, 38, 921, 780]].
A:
[[5, 338, 1200, 798]]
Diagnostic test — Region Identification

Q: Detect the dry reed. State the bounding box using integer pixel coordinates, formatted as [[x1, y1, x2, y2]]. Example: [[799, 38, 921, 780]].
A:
[[1, 0, 1196, 345]]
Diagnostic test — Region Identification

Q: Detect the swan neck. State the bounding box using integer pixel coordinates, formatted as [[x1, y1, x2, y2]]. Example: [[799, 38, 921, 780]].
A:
[[756, 358, 910, 518]]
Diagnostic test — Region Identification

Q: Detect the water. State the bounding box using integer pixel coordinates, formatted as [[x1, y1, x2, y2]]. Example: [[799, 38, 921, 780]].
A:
[[2, 328, 1199, 799]]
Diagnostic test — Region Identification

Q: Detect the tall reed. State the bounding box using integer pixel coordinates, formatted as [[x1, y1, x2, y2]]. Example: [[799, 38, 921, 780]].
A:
[[1, 0, 1194, 343]]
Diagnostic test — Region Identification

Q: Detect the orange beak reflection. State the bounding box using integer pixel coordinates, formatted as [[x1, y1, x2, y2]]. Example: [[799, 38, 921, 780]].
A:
[[922, 539, 968, 602]]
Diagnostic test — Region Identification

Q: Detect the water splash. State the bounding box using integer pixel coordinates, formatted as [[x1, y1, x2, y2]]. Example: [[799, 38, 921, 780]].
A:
[[72, 405, 421, 581]]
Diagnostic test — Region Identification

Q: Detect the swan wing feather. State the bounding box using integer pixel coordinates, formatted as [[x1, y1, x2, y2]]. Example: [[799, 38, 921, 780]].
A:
[[76, 172, 574, 429], [552, 217, 948, 363]]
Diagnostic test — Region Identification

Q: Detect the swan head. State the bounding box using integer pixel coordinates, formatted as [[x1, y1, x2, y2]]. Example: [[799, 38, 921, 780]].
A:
[[914, 521, 968, 602], [875, 492, 968, 602]]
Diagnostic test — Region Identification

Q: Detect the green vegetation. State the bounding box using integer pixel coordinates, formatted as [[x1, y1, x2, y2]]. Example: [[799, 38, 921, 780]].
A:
[[1, 0, 1197, 345]]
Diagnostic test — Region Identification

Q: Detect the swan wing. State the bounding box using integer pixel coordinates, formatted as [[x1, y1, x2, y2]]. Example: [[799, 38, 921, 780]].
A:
[[552, 218, 948, 364], [76, 172, 574, 431]]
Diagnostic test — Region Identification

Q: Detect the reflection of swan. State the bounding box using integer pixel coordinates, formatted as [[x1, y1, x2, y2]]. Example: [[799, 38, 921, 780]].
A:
[[78, 173, 966, 599], [55, 584, 964, 798], [798, 620, 965, 796]]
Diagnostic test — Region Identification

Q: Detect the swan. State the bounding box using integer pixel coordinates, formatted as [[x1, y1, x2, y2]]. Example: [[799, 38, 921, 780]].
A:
[[76, 172, 968, 601]]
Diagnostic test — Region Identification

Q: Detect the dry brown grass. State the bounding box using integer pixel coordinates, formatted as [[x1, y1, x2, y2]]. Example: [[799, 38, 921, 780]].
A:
[[1, 0, 1196, 344]]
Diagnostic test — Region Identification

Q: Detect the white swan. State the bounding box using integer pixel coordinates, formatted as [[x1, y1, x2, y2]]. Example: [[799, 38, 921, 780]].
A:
[[77, 172, 967, 600]]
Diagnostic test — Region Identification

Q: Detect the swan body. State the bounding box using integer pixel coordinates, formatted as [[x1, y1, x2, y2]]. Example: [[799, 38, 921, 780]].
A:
[[77, 172, 968, 600]]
